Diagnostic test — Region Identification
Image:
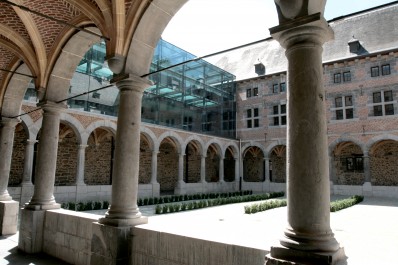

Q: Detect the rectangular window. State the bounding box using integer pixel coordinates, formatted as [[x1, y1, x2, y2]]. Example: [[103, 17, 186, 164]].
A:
[[281, 116, 286, 125], [335, 97, 343, 107], [384, 90, 393, 102], [280, 82, 286, 92], [345, 96, 353, 106], [247, 109, 252, 118], [273, 84, 279, 93], [336, 109, 344, 120], [273, 105, 279, 115], [274, 117, 279, 126], [346, 157, 364, 172], [373, 92, 382, 103], [246, 89, 251, 98], [253, 87, 259, 97], [334, 73, 341, 83], [281, 104, 286, 114], [343, 71, 351, 82], [385, 104, 394, 115], [254, 119, 259, 128], [371, 66, 379, 77], [346, 108, 354, 119], [381, 64, 391, 76], [374, 105, 383, 116], [247, 119, 252, 128], [253, 108, 259, 117]]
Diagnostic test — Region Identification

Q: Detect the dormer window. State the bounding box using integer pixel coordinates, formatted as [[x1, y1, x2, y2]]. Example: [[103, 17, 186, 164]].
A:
[[254, 62, 265, 76], [348, 36, 361, 53]]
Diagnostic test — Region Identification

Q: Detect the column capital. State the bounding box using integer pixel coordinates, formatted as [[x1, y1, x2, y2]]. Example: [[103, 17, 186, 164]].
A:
[[0, 117, 20, 128], [26, 139, 38, 145], [78, 144, 89, 149], [270, 13, 333, 50], [37, 100, 66, 114], [112, 74, 153, 93]]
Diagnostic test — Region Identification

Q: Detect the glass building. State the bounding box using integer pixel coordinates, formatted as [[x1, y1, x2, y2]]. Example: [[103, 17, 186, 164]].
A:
[[24, 39, 237, 138]]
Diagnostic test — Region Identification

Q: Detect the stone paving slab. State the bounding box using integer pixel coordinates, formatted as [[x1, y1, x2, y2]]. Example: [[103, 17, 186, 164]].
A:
[[1, 196, 397, 265]]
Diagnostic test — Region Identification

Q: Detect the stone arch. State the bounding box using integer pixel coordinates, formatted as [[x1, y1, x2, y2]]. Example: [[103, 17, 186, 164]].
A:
[[269, 145, 287, 183], [205, 142, 223, 182], [369, 139, 398, 186], [85, 120, 117, 145], [20, 113, 38, 140], [243, 145, 265, 182], [331, 141, 365, 185], [224, 145, 236, 182], [157, 136, 181, 194], [60, 113, 85, 144], [157, 131, 184, 154], [140, 127, 157, 151], [183, 135, 205, 155], [84, 126, 115, 185], [329, 137, 365, 156], [184, 140, 202, 183], [366, 134, 398, 154]]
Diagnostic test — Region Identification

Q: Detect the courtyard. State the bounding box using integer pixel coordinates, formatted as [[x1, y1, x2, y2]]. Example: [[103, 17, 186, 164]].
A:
[[1, 195, 397, 265]]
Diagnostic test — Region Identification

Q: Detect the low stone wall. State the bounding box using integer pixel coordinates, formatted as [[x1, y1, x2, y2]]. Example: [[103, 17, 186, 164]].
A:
[[332, 184, 398, 198], [131, 227, 267, 265], [242, 181, 286, 194], [43, 209, 99, 265]]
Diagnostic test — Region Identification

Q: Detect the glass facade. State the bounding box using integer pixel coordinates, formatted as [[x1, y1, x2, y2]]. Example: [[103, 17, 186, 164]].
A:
[[23, 39, 236, 138]]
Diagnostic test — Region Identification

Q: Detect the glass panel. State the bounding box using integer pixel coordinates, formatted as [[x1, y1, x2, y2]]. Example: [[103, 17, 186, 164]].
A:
[[281, 115, 286, 125], [273, 105, 279, 114], [345, 96, 353, 106], [247, 120, 252, 128], [371, 66, 379, 77], [346, 108, 354, 119], [247, 109, 252, 118], [253, 87, 258, 96], [334, 73, 341, 83], [385, 104, 394, 115], [246, 89, 251, 98], [373, 92, 381, 103], [280, 82, 286, 92], [273, 84, 278, 93], [254, 119, 259, 128], [384, 91, 393, 102], [253, 108, 259, 117], [343, 71, 351, 82], [281, 104, 286, 114], [335, 97, 343, 107], [274, 117, 279, 126], [336, 110, 344, 120], [381, 64, 391, 75], [374, 105, 383, 116]]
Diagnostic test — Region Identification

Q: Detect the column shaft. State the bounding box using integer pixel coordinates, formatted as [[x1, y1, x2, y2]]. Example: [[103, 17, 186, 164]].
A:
[[363, 152, 371, 183], [234, 158, 239, 182], [178, 153, 184, 183], [27, 102, 63, 209], [200, 155, 206, 183], [0, 119, 19, 201], [76, 145, 87, 185], [150, 151, 158, 184], [22, 140, 36, 186], [264, 158, 270, 182], [101, 75, 150, 226], [219, 157, 224, 182]]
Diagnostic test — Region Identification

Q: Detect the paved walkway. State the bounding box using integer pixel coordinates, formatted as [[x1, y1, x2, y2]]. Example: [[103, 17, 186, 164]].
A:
[[1, 196, 398, 264]]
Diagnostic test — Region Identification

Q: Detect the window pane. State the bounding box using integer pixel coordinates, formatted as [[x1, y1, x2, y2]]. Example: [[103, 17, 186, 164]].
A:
[[381, 64, 391, 76], [273, 105, 279, 114], [254, 119, 259, 128], [346, 157, 354, 171], [281, 115, 287, 125], [385, 104, 394, 115], [247, 120, 252, 128], [334, 73, 341, 83], [374, 105, 383, 116], [274, 117, 279, 126], [281, 104, 286, 114], [253, 87, 259, 96], [343, 71, 351, 82], [280, 82, 286, 92], [373, 92, 381, 103], [371, 66, 379, 77], [384, 91, 393, 102], [345, 96, 353, 106], [246, 89, 251, 98], [273, 84, 278, 93], [355, 157, 364, 171], [335, 97, 343, 107], [254, 108, 259, 117], [336, 109, 344, 120], [346, 108, 354, 119], [247, 109, 252, 118]]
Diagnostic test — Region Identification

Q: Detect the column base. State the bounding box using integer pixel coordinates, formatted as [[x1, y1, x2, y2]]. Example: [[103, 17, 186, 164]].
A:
[[24, 202, 61, 210], [174, 181, 186, 195], [151, 182, 160, 197], [91, 221, 146, 265], [18, 208, 46, 253], [0, 200, 19, 235], [265, 244, 346, 265], [99, 215, 148, 227], [362, 182, 373, 196]]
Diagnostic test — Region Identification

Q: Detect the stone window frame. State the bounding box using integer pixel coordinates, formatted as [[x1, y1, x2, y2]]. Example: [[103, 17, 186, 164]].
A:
[[246, 88, 252, 98], [333, 73, 342, 83], [270, 103, 287, 126], [280, 82, 286, 92], [371, 66, 380, 77], [246, 107, 260, 128], [343, 71, 351, 82], [246, 87, 259, 98], [371, 90, 395, 116], [333, 95, 354, 120], [381, 64, 391, 76]]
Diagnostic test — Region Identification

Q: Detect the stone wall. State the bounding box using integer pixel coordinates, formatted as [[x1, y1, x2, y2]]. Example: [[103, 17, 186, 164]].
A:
[[9, 126, 26, 186], [243, 154, 263, 182], [270, 152, 286, 183], [55, 133, 78, 186], [205, 151, 219, 182], [158, 142, 178, 192], [84, 135, 112, 185], [334, 144, 364, 185], [139, 139, 152, 184], [371, 141, 398, 186]]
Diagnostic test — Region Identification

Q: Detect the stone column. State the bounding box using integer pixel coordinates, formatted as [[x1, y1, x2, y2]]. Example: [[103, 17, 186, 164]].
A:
[[264, 157, 270, 182], [266, 2, 345, 264], [219, 156, 224, 182], [99, 74, 150, 227], [362, 151, 372, 196], [76, 144, 88, 185], [25, 101, 64, 210], [200, 155, 206, 183], [21, 139, 37, 186], [150, 150, 158, 184], [0, 118, 19, 201], [234, 158, 239, 182]]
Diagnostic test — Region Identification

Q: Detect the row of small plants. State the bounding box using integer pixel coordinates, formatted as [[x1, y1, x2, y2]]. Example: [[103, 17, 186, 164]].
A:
[[155, 191, 285, 214], [138, 190, 253, 206], [243, 195, 364, 214], [61, 201, 109, 211], [60, 190, 254, 211], [330, 195, 364, 212]]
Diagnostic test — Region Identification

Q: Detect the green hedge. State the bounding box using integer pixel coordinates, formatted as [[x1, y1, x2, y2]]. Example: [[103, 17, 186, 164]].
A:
[[61, 200, 109, 211], [330, 195, 364, 212], [155, 192, 285, 215], [244, 199, 287, 214]]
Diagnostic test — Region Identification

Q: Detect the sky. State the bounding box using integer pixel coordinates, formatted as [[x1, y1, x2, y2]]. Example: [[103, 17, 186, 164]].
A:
[[162, 0, 396, 58]]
